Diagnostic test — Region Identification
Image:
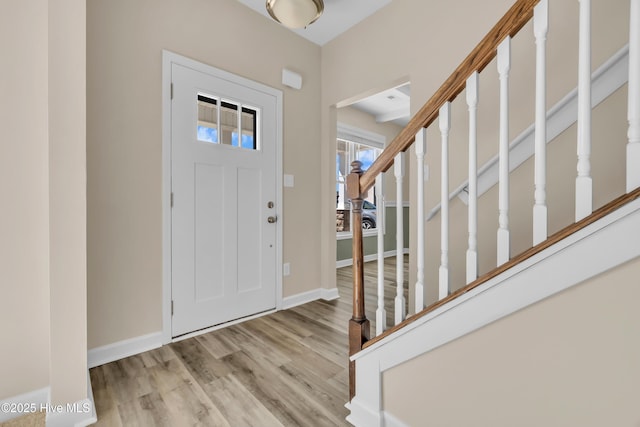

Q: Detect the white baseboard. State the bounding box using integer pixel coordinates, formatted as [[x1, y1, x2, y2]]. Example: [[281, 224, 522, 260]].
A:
[[321, 287, 340, 301], [46, 375, 97, 427], [0, 386, 49, 423], [337, 248, 409, 269], [0, 374, 96, 426], [88, 331, 163, 369], [282, 287, 341, 309]]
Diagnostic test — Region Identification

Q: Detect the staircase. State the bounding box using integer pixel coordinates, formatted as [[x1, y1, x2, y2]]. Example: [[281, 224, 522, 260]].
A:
[[345, 0, 640, 425]]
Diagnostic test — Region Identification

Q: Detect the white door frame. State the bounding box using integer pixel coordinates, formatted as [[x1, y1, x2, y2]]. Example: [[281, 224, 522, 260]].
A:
[[161, 50, 283, 344]]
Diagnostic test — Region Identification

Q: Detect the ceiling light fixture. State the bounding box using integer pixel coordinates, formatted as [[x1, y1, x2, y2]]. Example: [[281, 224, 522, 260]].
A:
[[266, 0, 324, 29]]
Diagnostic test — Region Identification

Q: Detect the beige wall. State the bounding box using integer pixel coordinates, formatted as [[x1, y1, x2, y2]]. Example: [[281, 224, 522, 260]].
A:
[[383, 256, 640, 427], [87, 0, 321, 348], [48, 0, 88, 404], [320, 0, 630, 308], [1, 0, 87, 404], [0, 0, 51, 400]]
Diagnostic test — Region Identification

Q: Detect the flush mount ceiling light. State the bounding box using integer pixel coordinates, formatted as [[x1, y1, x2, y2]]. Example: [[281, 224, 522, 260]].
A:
[[266, 0, 324, 29]]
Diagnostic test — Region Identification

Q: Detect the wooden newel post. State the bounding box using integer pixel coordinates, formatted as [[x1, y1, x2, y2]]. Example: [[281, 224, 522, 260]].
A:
[[346, 160, 370, 401]]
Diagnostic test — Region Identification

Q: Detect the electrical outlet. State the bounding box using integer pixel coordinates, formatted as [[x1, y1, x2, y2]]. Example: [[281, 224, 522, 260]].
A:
[[283, 263, 290, 276]]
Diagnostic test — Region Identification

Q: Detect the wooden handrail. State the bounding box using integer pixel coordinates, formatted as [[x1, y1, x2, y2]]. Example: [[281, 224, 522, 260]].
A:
[[362, 186, 640, 350], [359, 0, 540, 194]]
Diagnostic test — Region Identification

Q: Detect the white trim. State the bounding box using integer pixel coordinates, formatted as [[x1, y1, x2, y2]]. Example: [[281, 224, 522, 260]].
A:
[[321, 287, 341, 301], [161, 50, 284, 342], [46, 375, 97, 427], [0, 387, 49, 423], [383, 201, 410, 208], [283, 289, 323, 309], [346, 397, 382, 427], [88, 332, 163, 369], [428, 45, 629, 219], [337, 122, 385, 149], [337, 248, 409, 269], [347, 197, 640, 426], [282, 287, 341, 309], [0, 376, 96, 426]]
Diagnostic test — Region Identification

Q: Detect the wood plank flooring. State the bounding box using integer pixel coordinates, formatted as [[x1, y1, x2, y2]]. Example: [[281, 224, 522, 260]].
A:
[[90, 256, 408, 426]]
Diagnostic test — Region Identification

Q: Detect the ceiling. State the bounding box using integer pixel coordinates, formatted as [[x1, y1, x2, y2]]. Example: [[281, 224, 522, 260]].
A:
[[350, 83, 411, 127], [235, 0, 410, 126], [236, 0, 392, 46]]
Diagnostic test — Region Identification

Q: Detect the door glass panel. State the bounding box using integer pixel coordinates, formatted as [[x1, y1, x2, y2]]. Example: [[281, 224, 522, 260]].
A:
[[199, 94, 258, 151], [240, 107, 257, 150], [220, 100, 239, 146], [197, 95, 218, 143]]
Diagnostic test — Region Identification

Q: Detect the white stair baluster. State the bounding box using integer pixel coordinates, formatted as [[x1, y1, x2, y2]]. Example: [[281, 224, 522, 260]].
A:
[[415, 129, 426, 313], [533, 0, 549, 245], [576, 0, 593, 221], [439, 102, 451, 299], [466, 72, 479, 284], [375, 174, 386, 335], [394, 152, 406, 324], [497, 36, 512, 265], [628, 0, 640, 192]]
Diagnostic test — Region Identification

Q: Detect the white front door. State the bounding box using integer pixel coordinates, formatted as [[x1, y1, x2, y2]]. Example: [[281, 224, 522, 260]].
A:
[[171, 61, 280, 337]]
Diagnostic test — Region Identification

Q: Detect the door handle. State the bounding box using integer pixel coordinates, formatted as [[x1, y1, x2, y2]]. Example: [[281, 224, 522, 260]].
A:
[[267, 216, 277, 224]]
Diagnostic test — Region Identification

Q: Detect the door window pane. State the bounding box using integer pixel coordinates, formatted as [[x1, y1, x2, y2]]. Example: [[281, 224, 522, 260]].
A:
[[197, 94, 258, 150], [197, 95, 218, 143]]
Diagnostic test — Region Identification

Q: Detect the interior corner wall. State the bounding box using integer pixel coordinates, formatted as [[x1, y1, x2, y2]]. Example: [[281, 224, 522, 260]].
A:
[[48, 0, 88, 405], [0, 0, 51, 400], [87, 0, 321, 349]]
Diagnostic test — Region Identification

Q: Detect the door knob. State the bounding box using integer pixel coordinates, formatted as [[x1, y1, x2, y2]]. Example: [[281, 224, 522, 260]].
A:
[[267, 216, 277, 224]]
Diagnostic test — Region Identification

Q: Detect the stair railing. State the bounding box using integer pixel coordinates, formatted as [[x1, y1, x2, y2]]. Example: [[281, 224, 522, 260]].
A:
[[346, 0, 640, 401]]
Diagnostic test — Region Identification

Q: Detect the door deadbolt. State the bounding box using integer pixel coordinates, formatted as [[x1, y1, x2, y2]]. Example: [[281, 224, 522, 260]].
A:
[[267, 216, 277, 224], [268, 201, 274, 209]]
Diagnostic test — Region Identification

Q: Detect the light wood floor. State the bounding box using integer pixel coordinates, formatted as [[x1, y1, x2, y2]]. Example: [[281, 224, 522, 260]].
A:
[[90, 256, 408, 426]]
